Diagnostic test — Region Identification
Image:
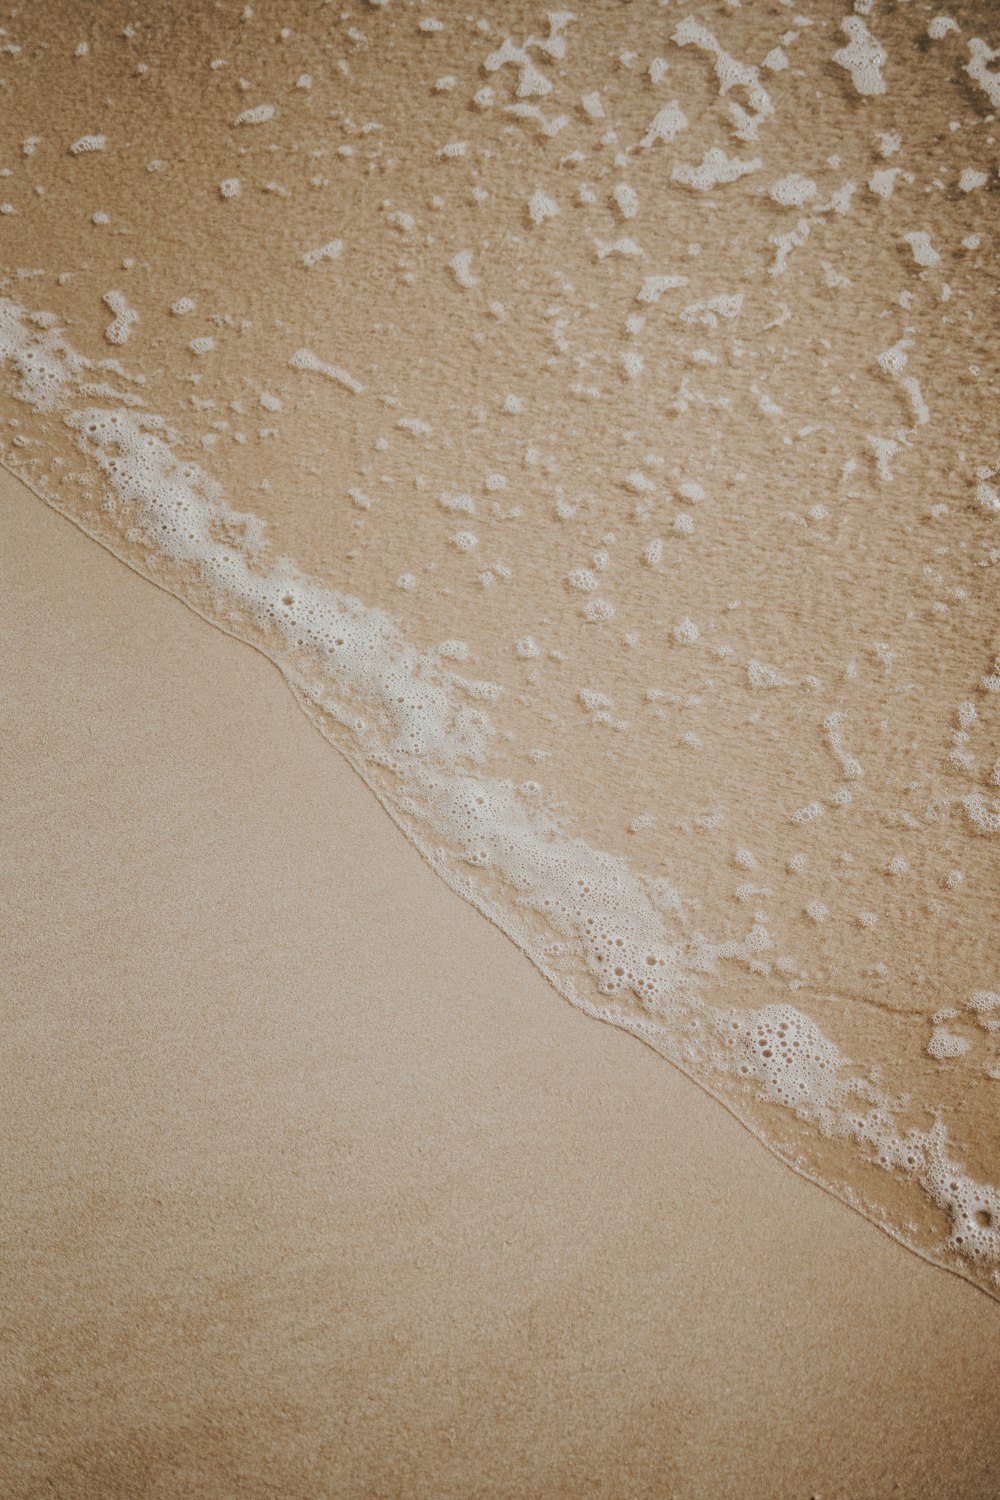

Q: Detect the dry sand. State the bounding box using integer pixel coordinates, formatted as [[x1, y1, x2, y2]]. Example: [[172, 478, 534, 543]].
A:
[[3, 466, 999, 1497]]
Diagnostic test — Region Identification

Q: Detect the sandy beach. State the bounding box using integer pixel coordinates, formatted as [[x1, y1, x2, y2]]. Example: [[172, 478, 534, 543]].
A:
[[4, 468, 1000, 1497]]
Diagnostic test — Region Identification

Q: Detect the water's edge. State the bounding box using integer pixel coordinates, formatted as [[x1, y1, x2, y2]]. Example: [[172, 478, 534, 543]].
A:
[[8, 456, 996, 1306]]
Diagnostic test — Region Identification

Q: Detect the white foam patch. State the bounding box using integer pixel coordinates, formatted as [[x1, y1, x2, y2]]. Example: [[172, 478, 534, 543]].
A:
[[69, 133, 107, 154], [928, 1028, 971, 1059], [449, 251, 478, 288], [640, 101, 688, 149], [833, 16, 887, 96], [234, 103, 275, 125], [903, 231, 941, 267], [595, 237, 644, 259], [965, 37, 1000, 108], [527, 189, 558, 225], [289, 346, 363, 394], [482, 11, 573, 101], [612, 183, 639, 220], [672, 17, 774, 141], [868, 168, 902, 199], [672, 148, 761, 191], [302, 239, 343, 268], [679, 292, 743, 327], [102, 291, 138, 346], [824, 712, 864, 779], [963, 793, 1000, 835], [637, 275, 688, 304], [769, 174, 817, 208], [928, 17, 960, 42]]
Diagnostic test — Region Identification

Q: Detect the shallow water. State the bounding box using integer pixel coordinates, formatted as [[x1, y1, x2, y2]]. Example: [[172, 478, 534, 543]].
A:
[[1, 0, 998, 1296]]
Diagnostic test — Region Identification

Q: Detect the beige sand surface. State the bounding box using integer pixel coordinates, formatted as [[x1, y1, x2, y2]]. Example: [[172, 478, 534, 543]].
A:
[[2, 467, 999, 1498]]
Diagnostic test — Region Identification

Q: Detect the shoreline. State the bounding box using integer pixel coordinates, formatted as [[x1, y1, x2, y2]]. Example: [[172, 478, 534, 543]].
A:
[[3, 468, 999, 1497]]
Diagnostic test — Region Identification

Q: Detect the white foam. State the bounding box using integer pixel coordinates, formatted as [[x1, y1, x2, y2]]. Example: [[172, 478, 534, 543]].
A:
[[595, 237, 644, 259], [397, 416, 432, 437], [833, 17, 887, 96], [672, 18, 774, 141], [637, 275, 688, 304], [824, 713, 864, 780], [302, 239, 343, 268], [567, 567, 599, 592], [102, 291, 138, 347], [963, 793, 1000, 835], [288, 347, 363, 394], [679, 293, 742, 327], [868, 435, 900, 481], [640, 101, 688, 149], [769, 174, 817, 208], [439, 492, 476, 515], [527, 189, 558, 226], [928, 17, 960, 42], [903, 231, 941, 267], [234, 103, 275, 125], [928, 1028, 971, 1060], [965, 37, 1000, 108], [505, 102, 568, 136], [868, 168, 902, 199], [450, 251, 478, 288], [969, 991, 1000, 1019], [69, 133, 107, 155], [672, 148, 761, 191], [612, 183, 639, 221]]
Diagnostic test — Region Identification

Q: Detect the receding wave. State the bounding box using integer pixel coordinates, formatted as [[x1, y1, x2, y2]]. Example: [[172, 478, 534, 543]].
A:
[[1, 0, 998, 1297]]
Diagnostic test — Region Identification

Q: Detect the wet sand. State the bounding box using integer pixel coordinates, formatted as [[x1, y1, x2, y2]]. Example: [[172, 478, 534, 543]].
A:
[[2, 0, 999, 1294], [3, 468, 1000, 1498]]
